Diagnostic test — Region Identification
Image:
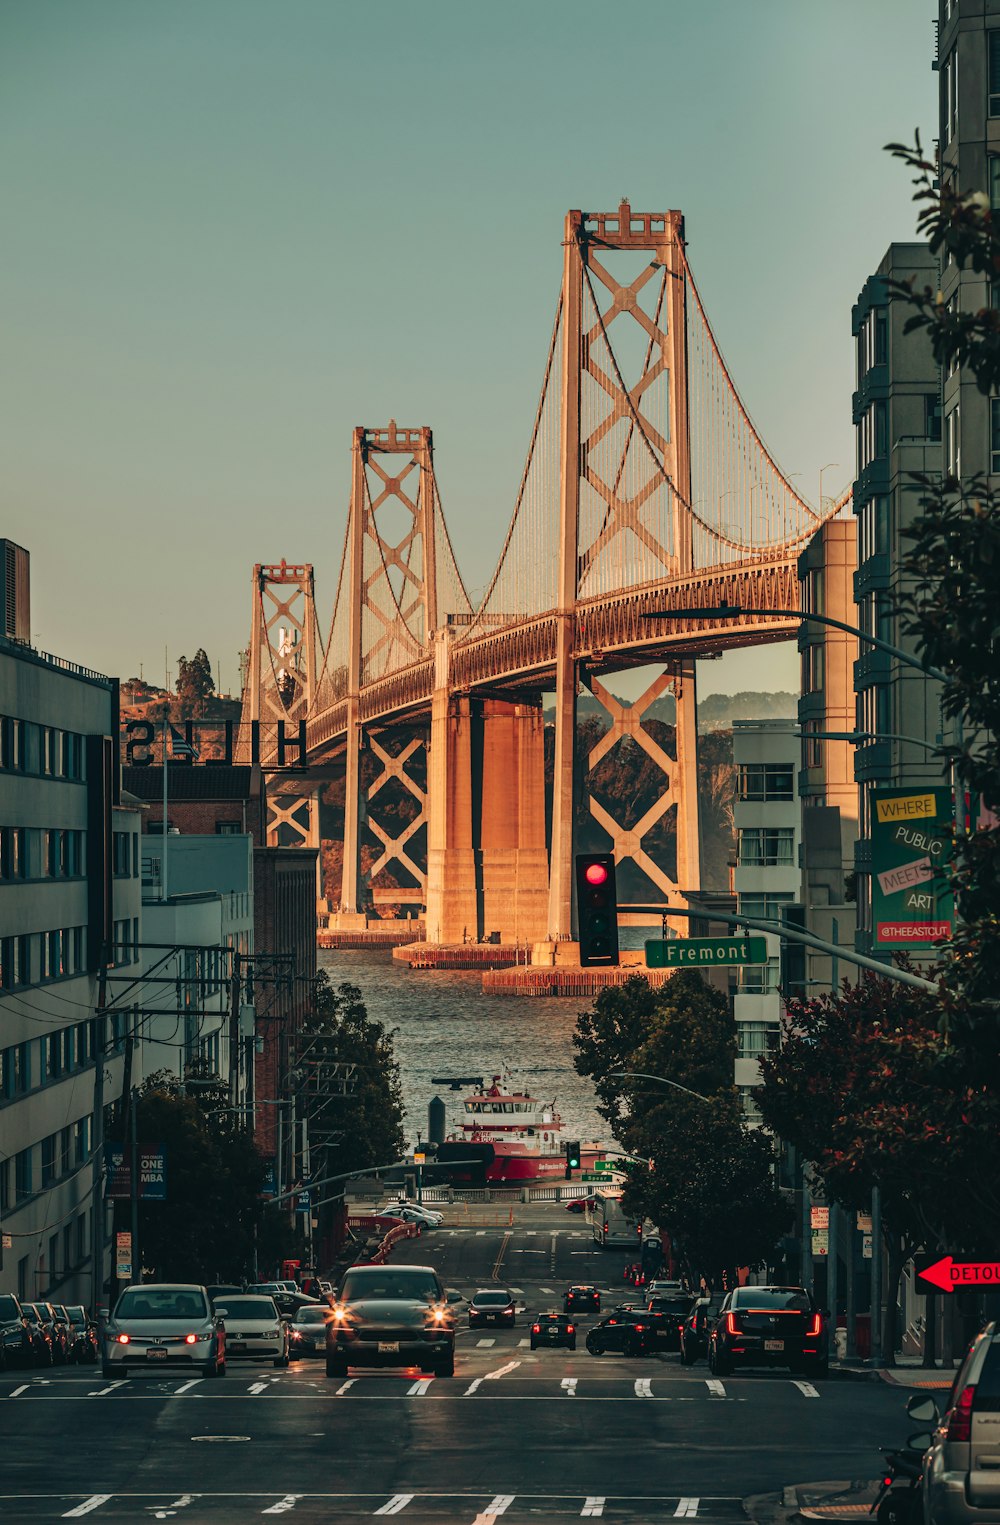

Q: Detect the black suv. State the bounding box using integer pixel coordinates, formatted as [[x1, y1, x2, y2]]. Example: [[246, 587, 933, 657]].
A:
[[0, 1294, 34, 1369], [530, 1312, 577, 1350], [586, 1310, 655, 1357], [708, 1285, 828, 1377], [326, 1264, 459, 1379], [564, 1285, 600, 1314]]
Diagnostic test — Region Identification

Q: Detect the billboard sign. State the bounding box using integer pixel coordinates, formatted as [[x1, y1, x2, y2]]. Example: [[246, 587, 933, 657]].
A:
[[106, 1145, 167, 1200], [871, 788, 954, 948]]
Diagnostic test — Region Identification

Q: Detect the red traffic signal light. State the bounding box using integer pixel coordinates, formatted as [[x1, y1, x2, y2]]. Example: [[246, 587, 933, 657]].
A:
[[575, 853, 620, 969]]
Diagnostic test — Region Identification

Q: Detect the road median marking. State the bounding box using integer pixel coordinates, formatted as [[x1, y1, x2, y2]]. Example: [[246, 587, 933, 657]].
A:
[[87, 1380, 128, 1397], [406, 1378, 433, 1395], [262, 1499, 300, 1515], [485, 1361, 521, 1380], [674, 1501, 700, 1518], [792, 1380, 820, 1398], [8, 1384, 28, 1398], [476, 1338, 496, 1347], [174, 1379, 201, 1394], [335, 1379, 355, 1395], [62, 1499, 112, 1519], [373, 1496, 413, 1515], [634, 1377, 653, 1397], [705, 1378, 726, 1398], [561, 1377, 578, 1396], [581, 1501, 605, 1518]]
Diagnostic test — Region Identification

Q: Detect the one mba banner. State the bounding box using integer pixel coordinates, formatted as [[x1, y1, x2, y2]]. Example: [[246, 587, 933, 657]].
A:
[[871, 787, 954, 950]]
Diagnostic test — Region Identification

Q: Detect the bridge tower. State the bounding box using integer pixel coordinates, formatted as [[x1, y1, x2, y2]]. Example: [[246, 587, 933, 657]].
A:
[[548, 202, 701, 939], [244, 561, 322, 859], [340, 423, 437, 917]]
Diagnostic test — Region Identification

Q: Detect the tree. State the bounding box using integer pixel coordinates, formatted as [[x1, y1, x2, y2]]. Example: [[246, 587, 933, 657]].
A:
[[573, 972, 790, 1285], [174, 649, 216, 718], [132, 1074, 272, 1283]]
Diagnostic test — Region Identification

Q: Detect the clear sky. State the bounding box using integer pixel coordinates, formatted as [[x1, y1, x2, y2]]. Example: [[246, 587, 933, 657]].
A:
[[1, 0, 933, 698]]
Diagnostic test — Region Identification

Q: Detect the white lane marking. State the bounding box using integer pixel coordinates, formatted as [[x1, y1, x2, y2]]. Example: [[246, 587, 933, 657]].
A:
[[485, 1361, 520, 1380], [476, 1338, 496, 1347], [406, 1378, 432, 1395], [464, 1377, 483, 1395], [374, 1496, 414, 1515], [634, 1377, 653, 1397], [88, 1380, 128, 1397], [174, 1379, 201, 1395], [262, 1499, 301, 1515], [539, 1287, 554, 1294], [483, 1499, 514, 1517], [248, 1381, 269, 1394], [335, 1379, 355, 1395], [793, 1379, 820, 1398], [151, 1496, 197, 1519], [581, 1501, 605, 1518], [525, 1230, 537, 1236], [705, 1378, 726, 1398], [8, 1384, 28, 1397], [63, 1500, 112, 1519], [674, 1501, 700, 1519], [475, 1230, 486, 1236], [508, 1287, 524, 1294], [518, 1339, 531, 1348], [561, 1377, 578, 1396]]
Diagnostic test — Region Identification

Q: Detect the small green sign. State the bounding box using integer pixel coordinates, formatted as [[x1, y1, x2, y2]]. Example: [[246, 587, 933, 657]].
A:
[[593, 1160, 613, 1172], [581, 1173, 605, 1182], [645, 936, 767, 969]]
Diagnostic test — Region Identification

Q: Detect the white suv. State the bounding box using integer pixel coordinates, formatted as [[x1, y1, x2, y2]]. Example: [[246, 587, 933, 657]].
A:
[[922, 1321, 1000, 1522]]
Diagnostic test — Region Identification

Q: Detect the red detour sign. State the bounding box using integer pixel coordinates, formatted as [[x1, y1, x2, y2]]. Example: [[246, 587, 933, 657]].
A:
[[915, 1254, 1000, 1294]]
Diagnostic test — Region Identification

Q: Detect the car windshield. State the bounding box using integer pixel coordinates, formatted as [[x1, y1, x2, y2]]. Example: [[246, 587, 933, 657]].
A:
[[23, 1305, 43, 1320], [473, 1292, 511, 1306], [539, 1312, 566, 1321], [0, 1295, 22, 1321], [215, 1298, 276, 1320], [296, 1307, 332, 1325], [115, 1289, 209, 1321], [340, 1271, 440, 1302], [66, 1308, 87, 1327], [732, 1288, 811, 1311], [570, 1286, 594, 1293]]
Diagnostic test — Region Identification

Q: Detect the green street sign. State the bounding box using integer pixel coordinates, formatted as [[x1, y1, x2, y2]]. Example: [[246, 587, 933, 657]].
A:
[[581, 1173, 605, 1182], [645, 936, 767, 969], [871, 787, 954, 949], [593, 1160, 613, 1172]]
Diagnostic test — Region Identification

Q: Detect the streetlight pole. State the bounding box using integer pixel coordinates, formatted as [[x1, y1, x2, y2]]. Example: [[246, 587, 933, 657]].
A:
[[607, 1070, 713, 1104], [818, 463, 839, 513]]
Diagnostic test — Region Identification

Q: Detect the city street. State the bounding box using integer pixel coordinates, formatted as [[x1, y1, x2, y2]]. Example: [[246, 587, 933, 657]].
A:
[[1, 1214, 915, 1524]]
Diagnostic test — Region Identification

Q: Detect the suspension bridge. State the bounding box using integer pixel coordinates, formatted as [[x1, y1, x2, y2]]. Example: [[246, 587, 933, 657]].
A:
[[240, 202, 839, 952]]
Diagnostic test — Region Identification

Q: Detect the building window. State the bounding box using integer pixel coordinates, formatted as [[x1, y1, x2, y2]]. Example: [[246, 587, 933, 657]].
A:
[[41, 1135, 56, 1188], [737, 763, 795, 802], [945, 404, 961, 477], [60, 1127, 71, 1176], [944, 48, 959, 144], [215, 821, 242, 835], [739, 1086, 764, 1125], [925, 393, 942, 442], [737, 1020, 781, 1057], [48, 1233, 59, 1285], [15, 1148, 32, 1202], [801, 641, 825, 696], [113, 832, 131, 875], [801, 721, 823, 770], [738, 892, 794, 925], [74, 1116, 91, 1166], [0, 1159, 8, 1213], [17, 1257, 28, 1300], [63, 1224, 73, 1273], [737, 828, 795, 867], [738, 960, 781, 995], [0, 717, 25, 771], [992, 399, 1000, 474], [76, 1215, 86, 1265]]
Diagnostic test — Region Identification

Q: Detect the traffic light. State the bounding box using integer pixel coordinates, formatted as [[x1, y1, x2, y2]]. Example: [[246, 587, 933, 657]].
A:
[[564, 1140, 582, 1179], [575, 853, 619, 968]]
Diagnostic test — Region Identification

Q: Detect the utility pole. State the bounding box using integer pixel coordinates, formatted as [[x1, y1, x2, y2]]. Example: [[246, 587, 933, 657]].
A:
[[129, 1076, 140, 1287], [90, 961, 108, 1313]]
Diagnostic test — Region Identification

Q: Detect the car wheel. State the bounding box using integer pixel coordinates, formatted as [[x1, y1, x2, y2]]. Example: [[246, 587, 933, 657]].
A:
[[434, 1353, 455, 1378], [680, 1343, 695, 1366], [203, 1357, 220, 1378], [586, 1335, 604, 1356], [530, 1339, 537, 1350], [273, 1355, 288, 1368], [569, 1339, 577, 1351], [326, 1355, 348, 1379]]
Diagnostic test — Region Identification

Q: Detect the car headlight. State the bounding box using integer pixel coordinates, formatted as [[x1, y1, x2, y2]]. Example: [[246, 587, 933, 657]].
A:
[[331, 1305, 348, 1322]]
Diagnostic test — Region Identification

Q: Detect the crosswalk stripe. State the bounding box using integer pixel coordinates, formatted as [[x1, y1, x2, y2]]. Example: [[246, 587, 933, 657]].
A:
[[476, 1338, 496, 1347], [634, 1377, 653, 1397], [705, 1378, 726, 1398], [88, 1380, 128, 1397], [793, 1380, 820, 1398], [8, 1384, 28, 1398], [581, 1499, 605, 1517], [262, 1499, 300, 1516], [174, 1379, 201, 1394], [485, 1498, 514, 1515], [561, 1377, 577, 1396], [335, 1379, 355, 1395], [63, 1500, 112, 1519], [674, 1500, 700, 1518], [373, 1496, 413, 1515], [406, 1378, 432, 1396], [464, 1378, 483, 1395], [518, 1338, 531, 1347]]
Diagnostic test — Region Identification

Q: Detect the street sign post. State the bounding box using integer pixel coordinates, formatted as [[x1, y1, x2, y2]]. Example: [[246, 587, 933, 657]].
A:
[[645, 936, 767, 969], [915, 1254, 1000, 1294], [870, 787, 954, 949]]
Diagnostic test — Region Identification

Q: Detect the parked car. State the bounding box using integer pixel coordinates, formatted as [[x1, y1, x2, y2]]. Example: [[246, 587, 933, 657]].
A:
[[103, 1283, 225, 1379], [530, 1312, 577, 1350], [207, 1284, 244, 1307], [378, 1202, 444, 1228], [23, 1302, 68, 1364], [288, 1304, 334, 1358], [63, 1306, 99, 1364], [564, 1285, 601, 1314], [245, 1282, 283, 1297], [586, 1310, 655, 1358], [469, 1289, 515, 1328], [273, 1290, 322, 1319], [0, 1293, 35, 1369], [641, 1299, 693, 1353], [918, 1319, 1000, 1523], [647, 1279, 686, 1298], [19, 1303, 54, 1366], [326, 1263, 459, 1378], [212, 1294, 289, 1367], [708, 1285, 827, 1377], [679, 1294, 726, 1365]]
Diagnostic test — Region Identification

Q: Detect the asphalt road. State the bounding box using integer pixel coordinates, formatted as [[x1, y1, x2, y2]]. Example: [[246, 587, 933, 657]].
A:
[[1, 1207, 915, 1524]]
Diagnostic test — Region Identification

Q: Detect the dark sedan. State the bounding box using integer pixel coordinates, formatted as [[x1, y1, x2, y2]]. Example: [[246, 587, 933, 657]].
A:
[[22, 1303, 63, 1364], [289, 1304, 334, 1358], [585, 1311, 655, 1357], [0, 1294, 35, 1369], [679, 1294, 726, 1365], [469, 1289, 515, 1327], [708, 1285, 828, 1377], [564, 1285, 601, 1315], [63, 1306, 99, 1364], [530, 1312, 576, 1350]]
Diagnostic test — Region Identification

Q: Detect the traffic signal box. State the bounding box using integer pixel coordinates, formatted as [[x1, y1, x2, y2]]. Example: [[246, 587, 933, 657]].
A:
[[575, 853, 620, 968], [564, 1140, 582, 1180]]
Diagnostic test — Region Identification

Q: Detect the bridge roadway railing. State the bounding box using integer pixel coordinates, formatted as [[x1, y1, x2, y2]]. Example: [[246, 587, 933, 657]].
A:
[[301, 555, 800, 753]]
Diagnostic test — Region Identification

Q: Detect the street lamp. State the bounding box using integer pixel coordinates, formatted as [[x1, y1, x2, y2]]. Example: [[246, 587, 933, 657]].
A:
[[818, 463, 840, 512], [608, 1070, 714, 1104]]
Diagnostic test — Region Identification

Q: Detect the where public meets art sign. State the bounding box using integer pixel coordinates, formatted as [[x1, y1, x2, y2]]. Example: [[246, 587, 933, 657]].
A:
[[871, 787, 954, 949]]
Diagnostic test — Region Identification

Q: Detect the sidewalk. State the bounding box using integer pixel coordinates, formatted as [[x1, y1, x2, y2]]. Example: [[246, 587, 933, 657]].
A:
[[830, 1356, 955, 1388]]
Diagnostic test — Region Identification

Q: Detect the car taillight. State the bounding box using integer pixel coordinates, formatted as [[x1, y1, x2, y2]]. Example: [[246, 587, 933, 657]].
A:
[[185, 1334, 198, 1345], [882, 1475, 892, 1488], [116, 1333, 130, 1344], [806, 1313, 822, 1337], [725, 1312, 739, 1335], [532, 1324, 540, 1333], [567, 1325, 574, 1333], [634, 1324, 646, 1331], [947, 1384, 976, 1442]]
